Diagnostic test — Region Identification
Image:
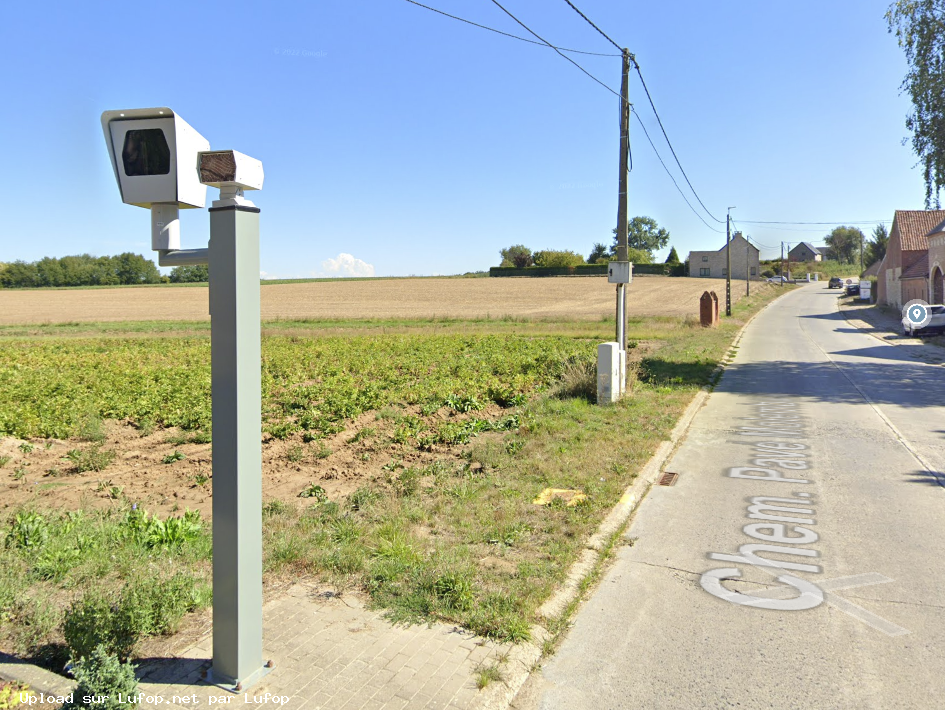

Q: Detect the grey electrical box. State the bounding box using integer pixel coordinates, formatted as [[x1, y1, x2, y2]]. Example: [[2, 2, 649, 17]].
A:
[[608, 261, 632, 284]]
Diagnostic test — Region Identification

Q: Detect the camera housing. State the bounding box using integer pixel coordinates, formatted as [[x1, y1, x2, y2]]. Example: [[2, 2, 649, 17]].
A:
[[102, 107, 211, 250], [102, 107, 210, 208]]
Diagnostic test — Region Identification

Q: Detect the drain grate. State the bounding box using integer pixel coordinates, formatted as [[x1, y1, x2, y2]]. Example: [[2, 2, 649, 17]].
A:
[[658, 471, 679, 486]]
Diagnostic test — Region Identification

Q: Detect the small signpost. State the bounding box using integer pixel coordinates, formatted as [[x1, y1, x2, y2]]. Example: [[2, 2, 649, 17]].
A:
[[101, 108, 268, 691]]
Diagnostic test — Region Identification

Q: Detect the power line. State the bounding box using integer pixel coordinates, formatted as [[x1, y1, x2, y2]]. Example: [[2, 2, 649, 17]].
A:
[[634, 64, 724, 224], [554, 0, 724, 229], [559, 0, 623, 52], [487, 0, 624, 100], [739, 219, 888, 225], [402, 0, 620, 56], [631, 110, 723, 233]]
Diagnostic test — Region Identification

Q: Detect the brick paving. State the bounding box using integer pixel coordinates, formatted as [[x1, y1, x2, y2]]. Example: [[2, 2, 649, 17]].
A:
[[130, 583, 513, 710]]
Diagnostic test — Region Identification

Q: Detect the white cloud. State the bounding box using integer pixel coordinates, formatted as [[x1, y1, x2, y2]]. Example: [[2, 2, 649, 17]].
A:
[[320, 253, 375, 278]]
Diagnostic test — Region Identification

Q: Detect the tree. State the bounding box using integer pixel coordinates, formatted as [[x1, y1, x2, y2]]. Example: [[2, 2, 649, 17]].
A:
[[887, 1, 945, 206], [115, 252, 161, 284], [170, 264, 209, 283], [626, 247, 652, 264], [866, 223, 889, 265], [499, 245, 533, 268], [824, 226, 866, 265], [665, 246, 680, 263], [588, 242, 610, 264], [533, 250, 585, 268], [612, 216, 670, 257]]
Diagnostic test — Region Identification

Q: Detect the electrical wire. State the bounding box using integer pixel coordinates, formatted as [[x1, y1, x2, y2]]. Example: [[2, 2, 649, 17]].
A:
[[632, 110, 722, 233], [402, 0, 620, 55], [488, 0, 625, 101], [559, 0, 623, 52], [554, 0, 724, 229], [739, 219, 888, 225], [634, 64, 724, 224]]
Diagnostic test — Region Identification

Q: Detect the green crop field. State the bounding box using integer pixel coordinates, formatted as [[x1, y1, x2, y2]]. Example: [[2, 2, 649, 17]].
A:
[[0, 334, 590, 441]]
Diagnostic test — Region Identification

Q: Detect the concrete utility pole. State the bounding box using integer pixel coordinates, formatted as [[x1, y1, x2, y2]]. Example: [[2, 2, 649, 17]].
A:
[[781, 241, 785, 287], [725, 207, 735, 315], [615, 48, 631, 354]]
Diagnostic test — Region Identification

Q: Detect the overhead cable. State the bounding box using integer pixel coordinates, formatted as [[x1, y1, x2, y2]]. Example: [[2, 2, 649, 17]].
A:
[[559, 0, 623, 52], [402, 0, 620, 56], [632, 110, 723, 233], [634, 64, 724, 224], [487, 0, 624, 100]]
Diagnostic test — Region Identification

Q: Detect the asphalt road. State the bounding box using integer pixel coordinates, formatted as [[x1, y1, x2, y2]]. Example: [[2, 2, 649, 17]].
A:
[[519, 284, 945, 710]]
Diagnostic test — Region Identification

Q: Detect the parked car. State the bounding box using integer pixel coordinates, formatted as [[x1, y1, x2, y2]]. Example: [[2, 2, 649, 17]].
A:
[[845, 282, 860, 296], [766, 275, 788, 283], [902, 304, 945, 336], [828, 277, 843, 289]]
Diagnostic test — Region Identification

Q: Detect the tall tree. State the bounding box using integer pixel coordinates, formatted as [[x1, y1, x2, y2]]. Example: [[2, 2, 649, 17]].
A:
[[611, 216, 670, 257], [866, 223, 889, 265], [664, 246, 680, 263], [825, 226, 866, 265], [499, 245, 533, 268], [887, 1, 945, 206], [588, 242, 610, 264]]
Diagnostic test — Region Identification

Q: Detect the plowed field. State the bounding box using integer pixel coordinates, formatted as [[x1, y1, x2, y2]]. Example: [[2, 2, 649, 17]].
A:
[[0, 275, 760, 324]]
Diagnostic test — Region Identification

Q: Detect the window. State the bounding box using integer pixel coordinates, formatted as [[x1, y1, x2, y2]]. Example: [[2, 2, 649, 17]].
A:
[[700, 268, 710, 277], [122, 129, 171, 176], [750, 267, 757, 276], [702, 256, 709, 262]]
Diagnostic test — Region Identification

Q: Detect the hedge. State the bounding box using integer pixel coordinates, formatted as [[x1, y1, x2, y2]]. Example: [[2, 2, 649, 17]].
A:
[[489, 263, 686, 277]]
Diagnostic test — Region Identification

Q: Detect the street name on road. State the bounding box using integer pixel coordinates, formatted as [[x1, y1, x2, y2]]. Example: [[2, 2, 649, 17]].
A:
[[701, 400, 824, 610], [699, 399, 910, 635]]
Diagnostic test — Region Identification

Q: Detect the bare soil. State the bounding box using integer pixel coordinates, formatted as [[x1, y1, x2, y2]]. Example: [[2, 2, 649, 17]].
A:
[[0, 276, 756, 325], [0, 404, 513, 519]]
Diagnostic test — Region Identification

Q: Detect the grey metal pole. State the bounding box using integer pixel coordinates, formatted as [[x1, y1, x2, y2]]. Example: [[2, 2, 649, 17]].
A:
[[746, 241, 750, 297], [209, 204, 266, 690]]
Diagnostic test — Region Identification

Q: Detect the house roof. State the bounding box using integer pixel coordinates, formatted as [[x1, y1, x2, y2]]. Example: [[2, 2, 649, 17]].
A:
[[715, 234, 758, 253], [793, 242, 820, 253], [861, 260, 881, 278], [892, 210, 945, 251], [900, 252, 929, 280], [927, 217, 945, 238]]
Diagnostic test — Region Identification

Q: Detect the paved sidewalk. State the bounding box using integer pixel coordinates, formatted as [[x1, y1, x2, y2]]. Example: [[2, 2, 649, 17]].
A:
[[838, 297, 945, 364], [5, 583, 517, 710]]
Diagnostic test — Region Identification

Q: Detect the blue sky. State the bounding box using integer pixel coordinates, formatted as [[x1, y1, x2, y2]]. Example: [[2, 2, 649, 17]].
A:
[[0, 1, 924, 277]]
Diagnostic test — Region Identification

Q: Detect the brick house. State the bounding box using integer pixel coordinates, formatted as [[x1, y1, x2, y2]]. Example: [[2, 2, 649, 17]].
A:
[[927, 218, 945, 303], [876, 210, 945, 308], [688, 233, 760, 280]]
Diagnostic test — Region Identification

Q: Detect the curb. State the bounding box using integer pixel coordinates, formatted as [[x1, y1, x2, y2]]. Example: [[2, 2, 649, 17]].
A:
[[482, 285, 799, 710], [0, 652, 75, 699]]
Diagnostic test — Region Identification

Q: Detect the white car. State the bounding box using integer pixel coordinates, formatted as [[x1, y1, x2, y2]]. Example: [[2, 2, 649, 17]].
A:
[[902, 304, 945, 336]]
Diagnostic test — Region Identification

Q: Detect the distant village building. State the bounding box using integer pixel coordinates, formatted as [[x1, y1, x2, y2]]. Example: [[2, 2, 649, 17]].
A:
[[688, 233, 760, 280], [788, 242, 824, 262]]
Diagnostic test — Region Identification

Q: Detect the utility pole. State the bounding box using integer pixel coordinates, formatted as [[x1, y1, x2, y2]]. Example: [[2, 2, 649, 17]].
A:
[[615, 48, 631, 355], [746, 238, 750, 297], [725, 207, 735, 315], [781, 241, 785, 287]]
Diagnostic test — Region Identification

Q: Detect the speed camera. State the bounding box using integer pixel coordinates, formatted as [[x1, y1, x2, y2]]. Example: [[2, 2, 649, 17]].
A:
[[101, 107, 210, 250]]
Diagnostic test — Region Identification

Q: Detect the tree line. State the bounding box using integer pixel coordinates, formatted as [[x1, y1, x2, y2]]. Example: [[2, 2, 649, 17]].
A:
[[823, 224, 888, 266], [0, 254, 209, 288], [499, 215, 678, 268]]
